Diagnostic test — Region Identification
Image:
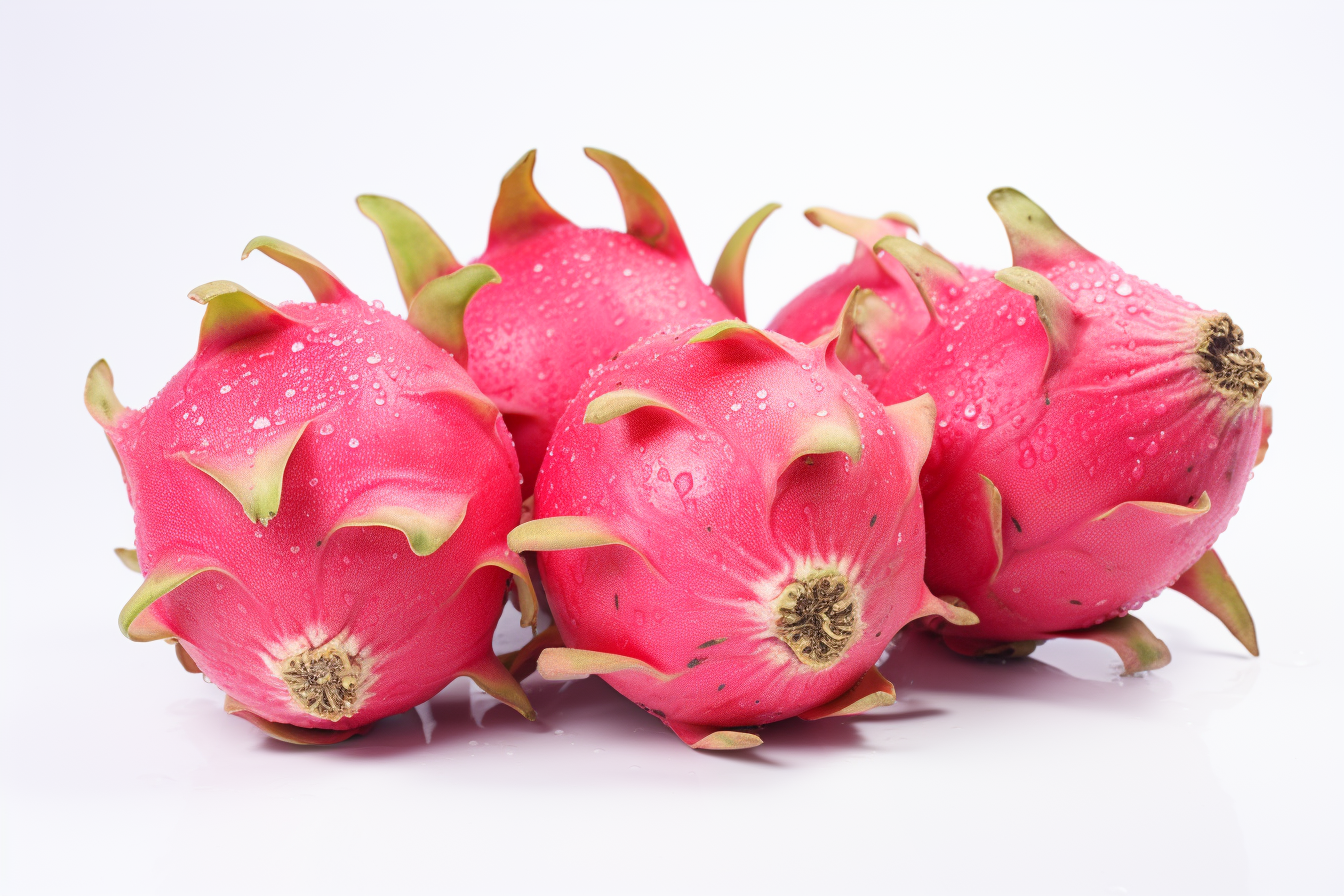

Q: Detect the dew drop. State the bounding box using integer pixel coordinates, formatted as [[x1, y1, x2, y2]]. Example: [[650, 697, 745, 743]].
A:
[[1115, 282, 1133, 296], [963, 404, 977, 419], [319, 423, 334, 436], [1016, 317, 1027, 326], [756, 389, 767, 399], [730, 402, 742, 411], [816, 409, 828, 417], [291, 342, 305, 352], [348, 437, 360, 448], [285, 389, 295, 398], [252, 417, 271, 429], [367, 353, 381, 364], [220, 384, 231, 394]]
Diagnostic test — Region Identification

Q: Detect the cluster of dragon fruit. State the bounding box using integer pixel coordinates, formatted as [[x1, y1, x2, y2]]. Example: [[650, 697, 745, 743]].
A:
[[87, 149, 1270, 749]]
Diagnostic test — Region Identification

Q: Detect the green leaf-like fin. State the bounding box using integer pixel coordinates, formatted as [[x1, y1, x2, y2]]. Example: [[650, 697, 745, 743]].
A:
[[804, 207, 919, 244], [1059, 614, 1171, 675], [710, 202, 779, 319], [488, 149, 572, 249], [978, 474, 1005, 584], [406, 264, 501, 365], [84, 359, 129, 429], [115, 547, 140, 572], [242, 236, 353, 304], [872, 235, 959, 326], [987, 188, 1095, 269], [583, 389, 688, 425], [688, 319, 794, 358], [911, 585, 980, 627], [798, 665, 897, 720], [326, 489, 470, 557], [176, 420, 310, 525], [809, 286, 863, 365], [785, 415, 863, 469], [884, 393, 937, 470], [224, 695, 371, 745], [189, 280, 303, 358], [1171, 549, 1259, 656], [584, 148, 689, 258], [508, 516, 659, 578], [1092, 491, 1211, 522], [536, 647, 677, 682], [995, 266, 1078, 383], [119, 560, 235, 641], [460, 653, 537, 721], [663, 718, 763, 750], [357, 194, 461, 307], [469, 551, 539, 629]]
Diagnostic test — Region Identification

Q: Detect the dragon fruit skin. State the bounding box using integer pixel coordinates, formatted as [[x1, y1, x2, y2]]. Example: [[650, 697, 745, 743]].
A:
[[868, 190, 1269, 669], [769, 209, 991, 392], [359, 149, 777, 497], [85, 238, 537, 744], [507, 309, 977, 749]]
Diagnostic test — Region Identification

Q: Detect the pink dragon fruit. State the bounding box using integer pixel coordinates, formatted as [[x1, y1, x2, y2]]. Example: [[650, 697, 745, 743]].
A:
[[770, 208, 993, 391], [506, 303, 977, 749], [860, 189, 1270, 671], [85, 237, 538, 743], [358, 148, 776, 497]]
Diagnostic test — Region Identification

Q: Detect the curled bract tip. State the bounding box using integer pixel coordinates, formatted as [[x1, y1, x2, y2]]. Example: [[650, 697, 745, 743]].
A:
[[1059, 614, 1171, 675], [489, 149, 571, 249], [241, 235, 351, 304], [584, 389, 686, 425], [987, 188, 1094, 269], [84, 359, 127, 429], [406, 264, 501, 365], [994, 266, 1078, 382], [872, 235, 958, 326], [710, 202, 779, 320], [224, 696, 371, 745], [584, 147, 688, 258], [357, 194, 461, 306]]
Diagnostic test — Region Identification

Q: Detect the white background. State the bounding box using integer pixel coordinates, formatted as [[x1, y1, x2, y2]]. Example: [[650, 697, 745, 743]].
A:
[[2, 2, 1340, 894]]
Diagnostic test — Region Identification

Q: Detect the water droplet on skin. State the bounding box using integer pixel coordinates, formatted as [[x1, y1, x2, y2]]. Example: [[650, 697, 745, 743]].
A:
[[1145, 441, 1159, 456], [1130, 459, 1145, 481], [319, 423, 334, 436], [291, 342, 304, 352], [938, 420, 948, 428], [348, 438, 360, 448], [976, 415, 993, 430], [309, 478, 318, 486], [674, 472, 693, 497], [220, 384, 231, 394], [285, 389, 295, 398], [657, 468, 671, 482], [963, 404, 977, 419], [816, 409, 828, 417], [367, 353, 381, 364], [372, 299, 384, 310], [534, 264, 544, 273], [756, 390, 767, 399], [1016, 317, 1027, 326], [1040, 444, 1056, 462], [730, 403, 741, 411], [251, 417, 270, 430], [1116, 283, 1133, 296], [622, 268, 632, 277], [290, 545, 300, 554]]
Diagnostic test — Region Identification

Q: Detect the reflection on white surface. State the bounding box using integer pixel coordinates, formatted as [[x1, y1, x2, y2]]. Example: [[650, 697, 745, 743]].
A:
[[7, 591, 1333, 895]]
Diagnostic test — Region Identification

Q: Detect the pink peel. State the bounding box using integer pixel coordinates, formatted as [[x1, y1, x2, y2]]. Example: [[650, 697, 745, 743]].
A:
[[360, 149, 776, 496], [516, 317, 962, 749], [87, 238, 535, 740]]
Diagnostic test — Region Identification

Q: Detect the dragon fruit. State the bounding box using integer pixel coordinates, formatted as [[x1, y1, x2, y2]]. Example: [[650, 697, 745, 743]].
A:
[[506, 303, 977, 749], [85, 237, 538, 743], [358, 148, 776, 496], [859, 189, 1270, 671], [770, 208, 993, 391]]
